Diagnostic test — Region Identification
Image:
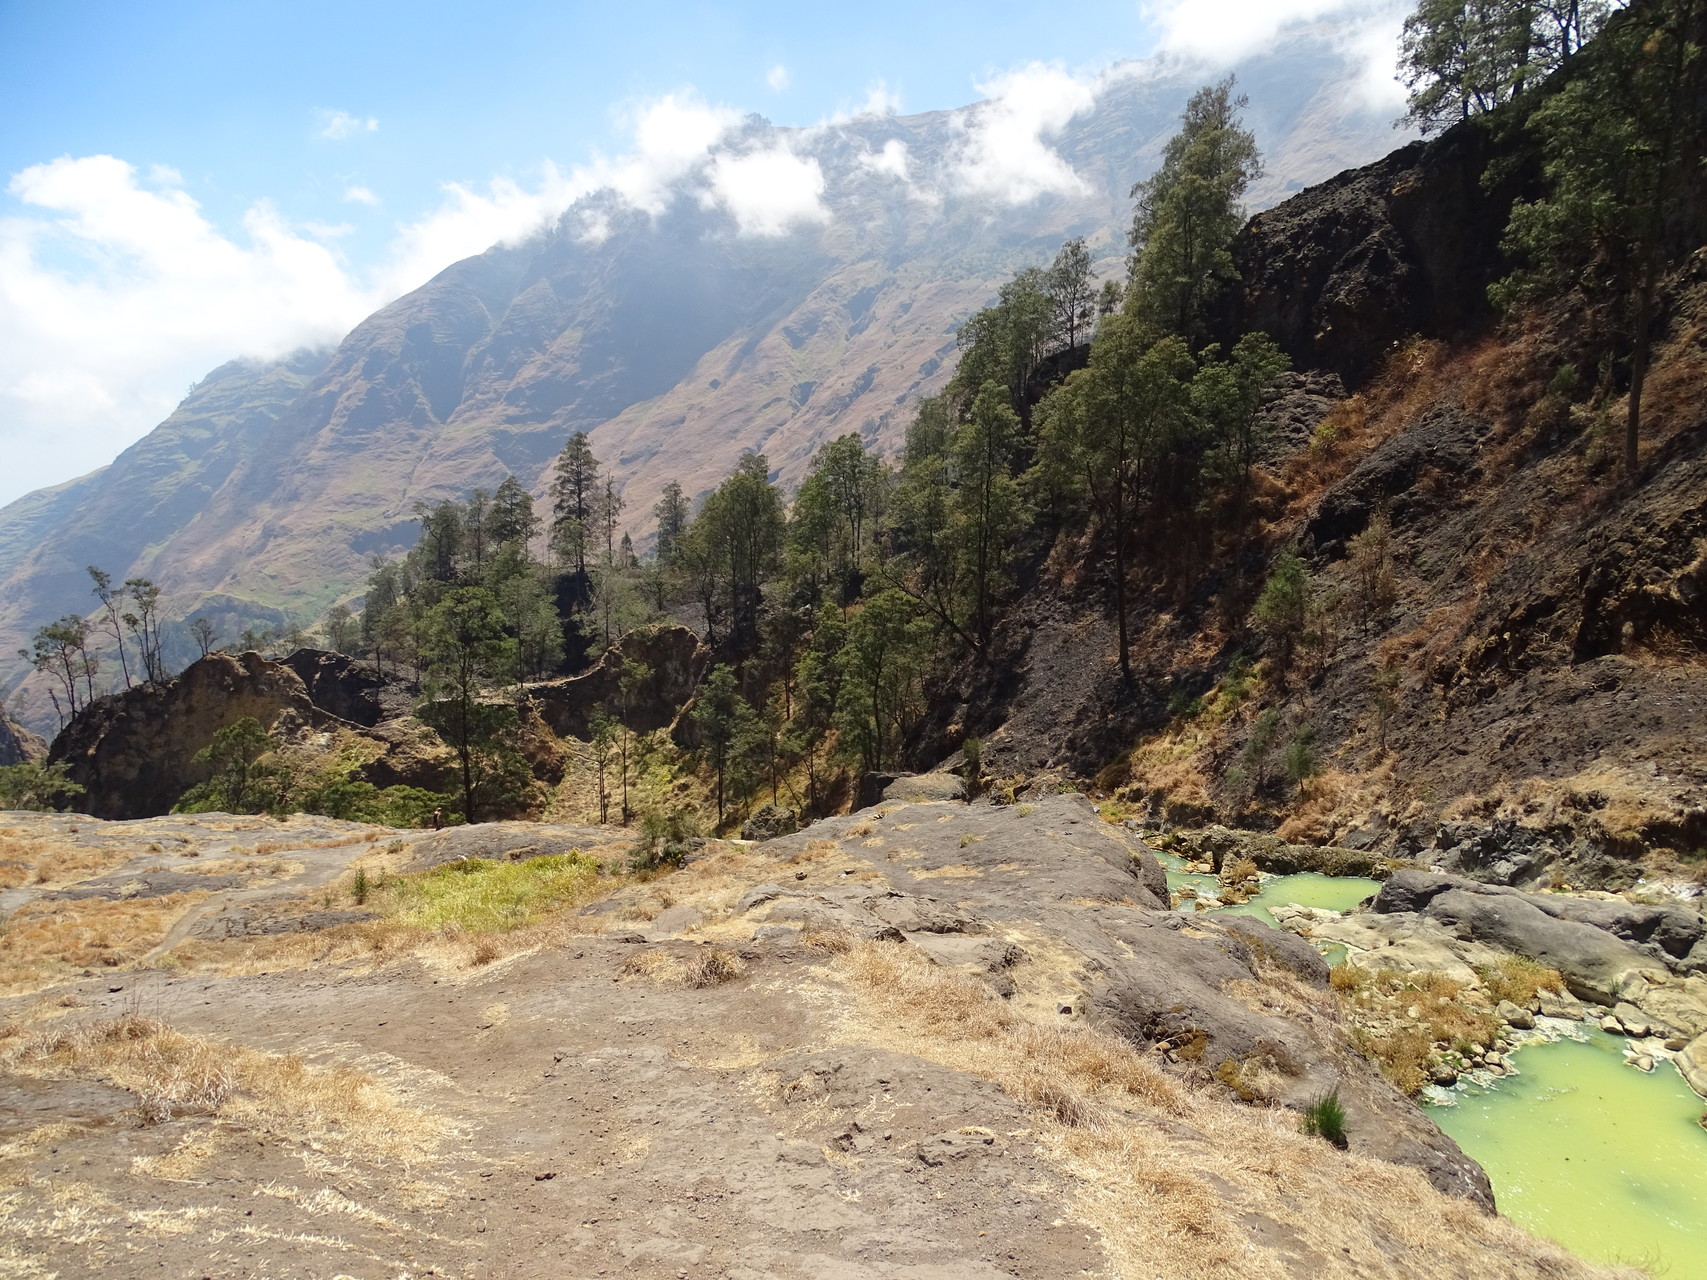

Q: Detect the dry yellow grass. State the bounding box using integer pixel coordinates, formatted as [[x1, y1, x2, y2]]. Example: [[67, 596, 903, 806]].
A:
[[0, 1013, 448, 1164], [823, 939, 1633, 1280], [1, 893, 208, 994], [618, 946, 744, 988], [0, 831, 137, 889]]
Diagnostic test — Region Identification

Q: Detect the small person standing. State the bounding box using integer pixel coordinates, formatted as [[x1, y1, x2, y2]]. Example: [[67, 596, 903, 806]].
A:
[[431, 806, 444, 831]]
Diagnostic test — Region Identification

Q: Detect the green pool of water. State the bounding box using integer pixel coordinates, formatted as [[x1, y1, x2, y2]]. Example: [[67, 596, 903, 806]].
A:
[[1433, 1029, 1707, 1278], [1154, 848, 1378, 931]]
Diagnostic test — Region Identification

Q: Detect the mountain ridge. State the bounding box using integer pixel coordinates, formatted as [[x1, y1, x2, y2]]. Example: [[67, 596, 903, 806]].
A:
[[0, 32, 1405, 733]]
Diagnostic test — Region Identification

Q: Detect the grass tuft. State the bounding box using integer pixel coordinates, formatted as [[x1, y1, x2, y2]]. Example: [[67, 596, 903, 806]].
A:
[[1301, 1089, 1348, 1149]]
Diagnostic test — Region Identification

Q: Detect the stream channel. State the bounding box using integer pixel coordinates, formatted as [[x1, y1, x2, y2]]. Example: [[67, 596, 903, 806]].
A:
[[1154, 850, 1707, 1278]]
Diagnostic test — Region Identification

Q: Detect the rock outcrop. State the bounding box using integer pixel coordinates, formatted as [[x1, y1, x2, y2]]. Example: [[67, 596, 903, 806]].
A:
[[1356, 870, 1707, 1034], [279, 649, 399, 727], [528, 625, 709, 741], [1210, 121, 1526, 388], [48, 651, 332, 819], [743, 794, 1493, 1205]]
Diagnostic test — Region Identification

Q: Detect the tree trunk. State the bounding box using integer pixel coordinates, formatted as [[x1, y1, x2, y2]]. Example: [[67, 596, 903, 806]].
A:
[[1114, 503, 1132, 687], [1626, 256, 1658, 476]]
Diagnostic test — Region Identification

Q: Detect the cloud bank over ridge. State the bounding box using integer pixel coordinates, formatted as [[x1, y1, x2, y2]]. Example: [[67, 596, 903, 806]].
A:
[[0, 9, 1407, 507]]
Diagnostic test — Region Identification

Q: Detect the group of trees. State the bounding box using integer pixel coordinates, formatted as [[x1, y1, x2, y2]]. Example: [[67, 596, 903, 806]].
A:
[[19, 570, 169, 728], [1400, 0, 1704, 473], [304, 71, 1291, 831]]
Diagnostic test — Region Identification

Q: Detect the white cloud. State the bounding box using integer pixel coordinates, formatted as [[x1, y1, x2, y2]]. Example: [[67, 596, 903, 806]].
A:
[[374, 164, 587, 298], [319, 109, 379, 140], [766, 64, 791, 92], [1147, 0, 1407, 91], [591, 92, 741, 214], [0, 88, 761, 504], [950, 63, 1099, 203], [0, 157, 377, 500], [860, 138, 911, 181], [703, 143, 828, 236]]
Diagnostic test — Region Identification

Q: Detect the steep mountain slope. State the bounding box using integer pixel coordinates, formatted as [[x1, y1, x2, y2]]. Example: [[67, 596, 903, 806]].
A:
[[921, 102, 1707, 885], [0, 30, 1403, 733]]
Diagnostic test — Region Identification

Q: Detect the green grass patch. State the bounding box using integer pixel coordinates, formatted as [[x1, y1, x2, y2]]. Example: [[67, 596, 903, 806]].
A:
[[378, 854, 601, 933]]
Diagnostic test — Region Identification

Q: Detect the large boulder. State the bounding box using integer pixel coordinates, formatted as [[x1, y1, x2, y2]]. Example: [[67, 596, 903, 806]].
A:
[[1373, 871, 1674, 1005], [529, 625, 709, 741], [740, 803, 798, 842]]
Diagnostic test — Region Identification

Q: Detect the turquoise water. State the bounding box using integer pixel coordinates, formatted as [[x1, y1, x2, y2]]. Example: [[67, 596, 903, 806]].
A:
[[1149, 845, 1707, 1276], [1152, 848, 1377, 961], [1433, 1029, 1707, 1278]]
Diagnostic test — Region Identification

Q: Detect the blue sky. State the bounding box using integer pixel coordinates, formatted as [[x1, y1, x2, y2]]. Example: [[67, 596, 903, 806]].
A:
[[0, 0, 1406, 506]]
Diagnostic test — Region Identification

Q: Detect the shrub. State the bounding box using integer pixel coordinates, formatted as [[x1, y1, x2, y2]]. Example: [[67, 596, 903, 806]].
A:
[[633, 806, 700, 870], [962, 736, 983, 798], [1301, 1089, 1348, 1148], [1283, 724, 1321, 792], [0, 760, 85, 812]]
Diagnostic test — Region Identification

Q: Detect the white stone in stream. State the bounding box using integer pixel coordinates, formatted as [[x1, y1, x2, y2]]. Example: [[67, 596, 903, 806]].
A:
[[1621, 973, 1707, 1039], [1601, 1016, 1625, 1034], [1630, 1054, 1655, 1073], [1321, 912, 1507, 986]]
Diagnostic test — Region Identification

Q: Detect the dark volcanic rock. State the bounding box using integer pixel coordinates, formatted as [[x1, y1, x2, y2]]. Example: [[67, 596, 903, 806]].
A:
[[280, 649, 398, 727], [1211, 121, 1528, 388]]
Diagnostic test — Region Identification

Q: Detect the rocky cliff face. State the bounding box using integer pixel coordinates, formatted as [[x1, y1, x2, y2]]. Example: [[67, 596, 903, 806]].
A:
[[922, 105, 1707, 889], [528, 624, 709, 741], [48, 651, 334, 819], [0, 35, 1403, 735], [1210, 122, 1529, 387]]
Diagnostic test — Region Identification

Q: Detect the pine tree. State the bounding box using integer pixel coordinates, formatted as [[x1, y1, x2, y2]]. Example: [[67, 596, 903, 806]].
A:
[[1493, 0, 1705, 474], [551, 431, 601, 577], [954, 383, 1027, 645], [489, 475, 540, 547], [1047, 237, 1096, 350], [653, 480, 690, 565], [416, 587, 528, 823], [693, 664, 757, 828], [1128, 77, 1262, 344], [88, 566, 132, 690]]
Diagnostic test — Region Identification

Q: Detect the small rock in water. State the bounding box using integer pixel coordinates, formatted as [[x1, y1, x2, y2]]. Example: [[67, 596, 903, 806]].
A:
[[1630, 1054, 1655, 1073], [1601, 1016, 1625, 1035], [1496, 1000, 1535, 1030], [1430, 1063, 1459, 1086]]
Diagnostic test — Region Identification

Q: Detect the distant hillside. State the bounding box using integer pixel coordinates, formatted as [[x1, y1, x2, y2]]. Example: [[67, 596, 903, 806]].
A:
[[0, 31, 1403, 733]]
